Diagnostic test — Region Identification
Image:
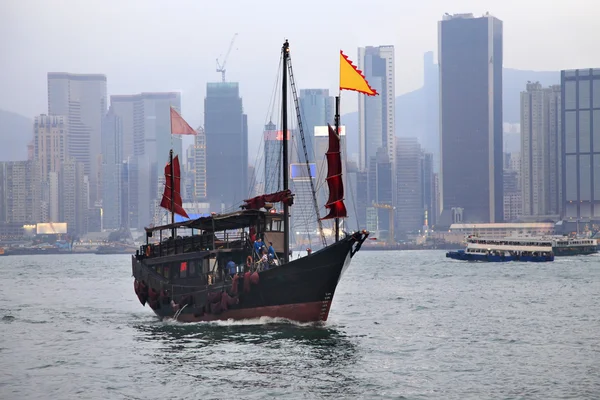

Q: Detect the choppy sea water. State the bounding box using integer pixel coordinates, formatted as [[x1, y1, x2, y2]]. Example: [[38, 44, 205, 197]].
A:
[[0, 251, 599, 399]]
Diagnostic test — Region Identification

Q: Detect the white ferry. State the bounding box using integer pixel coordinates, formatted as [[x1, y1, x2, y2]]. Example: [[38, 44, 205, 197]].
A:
[[446, 236, 554, 262], [509, 236, 598, 257]]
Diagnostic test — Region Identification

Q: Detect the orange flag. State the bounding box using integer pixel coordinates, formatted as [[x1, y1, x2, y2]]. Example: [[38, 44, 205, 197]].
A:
[[339, 51, 378, 96], [170, 107, 196, 135]]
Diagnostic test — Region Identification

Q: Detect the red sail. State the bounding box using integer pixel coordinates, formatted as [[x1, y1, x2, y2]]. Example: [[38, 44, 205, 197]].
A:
[[160, 155, 189, 218], [241, 189, 294, 210], [322, 124, 347, 220]]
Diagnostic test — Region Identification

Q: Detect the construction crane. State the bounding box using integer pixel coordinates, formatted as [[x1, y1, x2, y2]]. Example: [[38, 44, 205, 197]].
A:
[[216, 33, 238, 82], [372, 203, 395, 245]]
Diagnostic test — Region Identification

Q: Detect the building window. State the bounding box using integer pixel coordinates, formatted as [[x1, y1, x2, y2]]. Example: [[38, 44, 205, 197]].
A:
[[565, 111, 577, 153], [566, 155, 577, 201], [579, 69, 590, 77], [579, 111, 591, 152], [594, 110, 600, 152], [565, 81, 577, 110], [594, 155, 600, 200], [579, 80, 591, 109], [580, 154, 591, 201], [593, 80, 600, 108], [565, 70, 577, 78]]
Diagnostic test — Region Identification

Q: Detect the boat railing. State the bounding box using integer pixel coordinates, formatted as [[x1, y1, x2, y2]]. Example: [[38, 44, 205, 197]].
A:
[[141, 231, 248, 258]]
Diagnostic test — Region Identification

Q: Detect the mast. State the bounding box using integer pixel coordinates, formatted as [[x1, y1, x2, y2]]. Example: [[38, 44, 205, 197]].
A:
[[169, 149, 175, 238], [282, 40, 290, 264], [334, 96, 340, 242]]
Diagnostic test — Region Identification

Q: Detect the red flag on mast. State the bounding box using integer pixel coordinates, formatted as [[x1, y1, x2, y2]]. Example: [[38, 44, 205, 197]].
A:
[[170, 107, 196, 135]]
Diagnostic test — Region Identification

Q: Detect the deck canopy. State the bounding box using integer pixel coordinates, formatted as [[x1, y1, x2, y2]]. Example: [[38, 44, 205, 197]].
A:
[[145, 209, 282, 234]]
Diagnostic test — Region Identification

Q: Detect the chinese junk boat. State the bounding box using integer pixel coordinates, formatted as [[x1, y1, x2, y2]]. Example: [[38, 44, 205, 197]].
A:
[[131, 40, 372, 322]]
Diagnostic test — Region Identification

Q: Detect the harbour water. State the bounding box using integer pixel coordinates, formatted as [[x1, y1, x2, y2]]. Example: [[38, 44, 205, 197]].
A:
[[1, 251, 599, 399]]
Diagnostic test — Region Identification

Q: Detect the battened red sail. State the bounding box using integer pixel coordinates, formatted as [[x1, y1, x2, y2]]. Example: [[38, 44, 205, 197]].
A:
[[241, 189, 294, 210], [160, 155, 189, 218], [322, 124, 347, 220]]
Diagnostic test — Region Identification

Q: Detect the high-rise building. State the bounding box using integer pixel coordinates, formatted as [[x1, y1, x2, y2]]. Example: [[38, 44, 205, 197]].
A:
[[0, 161, 41, 224], [290, 163, 317, 244], [194, 126, 207, 201], [368, 148, 393, 237], [396, 138, 423, 235], [299, 89, 334, 163], [60, 159, 87, 235], [263, 121, 284, 194], [34, 115, 68, 179], [204, 82, 248, 210], [47, 73, 107, 204], [344, 160, 359, 232], [34, 115, 67, 222], [520, 82, 562, 217], [357, 46, 395, 171], [101, 107, 123, 230], [421, 152, 436, 229], [109, 92, 183, 229], [438, 13, 503, 223], [561, 68, 600, 221]]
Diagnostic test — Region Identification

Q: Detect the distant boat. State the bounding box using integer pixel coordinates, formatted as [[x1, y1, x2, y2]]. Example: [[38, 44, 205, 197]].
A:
[[130, 41, 370, 323], [446, 235, 554, 262]]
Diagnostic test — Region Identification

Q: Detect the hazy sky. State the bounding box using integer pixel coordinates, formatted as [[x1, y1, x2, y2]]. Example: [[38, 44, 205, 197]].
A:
[[2, 0, 599, 149]]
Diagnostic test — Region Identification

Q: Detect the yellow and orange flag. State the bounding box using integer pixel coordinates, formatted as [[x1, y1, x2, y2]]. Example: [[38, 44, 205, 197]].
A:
[[170, 107, 197, 135], [339, 51, 378, 96]]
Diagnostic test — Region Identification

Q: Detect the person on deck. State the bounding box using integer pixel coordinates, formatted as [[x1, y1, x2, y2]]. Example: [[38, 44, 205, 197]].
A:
[[268, 242, 276, 259], [226, 259, 236, 277], [253, 238, 263, 259]]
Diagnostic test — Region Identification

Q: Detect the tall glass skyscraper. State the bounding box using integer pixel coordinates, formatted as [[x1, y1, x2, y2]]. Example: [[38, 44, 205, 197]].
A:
[[438, 13, 503, 223], [561, 68, 600, 222], [204, 82, 248, 211]]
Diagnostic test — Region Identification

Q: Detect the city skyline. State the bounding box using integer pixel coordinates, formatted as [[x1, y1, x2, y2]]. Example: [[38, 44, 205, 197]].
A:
[[1, 5, 600, 239], [2, 1, 598, 157]]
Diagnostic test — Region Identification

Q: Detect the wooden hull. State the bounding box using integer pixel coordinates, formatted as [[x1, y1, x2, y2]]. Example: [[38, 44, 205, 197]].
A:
[[132, 232, 368, 323]]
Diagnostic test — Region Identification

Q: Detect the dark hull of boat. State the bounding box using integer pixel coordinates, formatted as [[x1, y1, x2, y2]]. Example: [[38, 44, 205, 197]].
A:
[[446, 250, 554, 262], [553, 246, 599, 256], [132, 233, 366, 323]]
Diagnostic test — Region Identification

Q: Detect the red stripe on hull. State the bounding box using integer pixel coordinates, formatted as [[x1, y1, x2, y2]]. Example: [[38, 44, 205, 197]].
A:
[[160, 301, 333, 323]]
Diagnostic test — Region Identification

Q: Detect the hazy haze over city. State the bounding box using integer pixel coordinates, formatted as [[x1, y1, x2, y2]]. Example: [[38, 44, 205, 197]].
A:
[[2, 0, 599, 151]]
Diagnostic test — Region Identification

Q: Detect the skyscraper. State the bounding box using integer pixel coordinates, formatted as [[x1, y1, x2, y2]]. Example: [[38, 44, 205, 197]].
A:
[[0, 161, 41, 224], [520, 82, 562, 216], [47, 73, 107, 204], [109, 92, 183, 229], [438, 13, 503, 223], [34, 115, 67, 222], [193, 126, 207, 201], [299, 89, 334, 163], [204, 82, 248, 210], [368, 148, 393, 236], [60, 159, 87, 235], [421, 152, 436, 228], [396, 138, 423, 234], [357, 46, 395, 171], [561, 68, 600, 222], [101, 107, 123, 230]]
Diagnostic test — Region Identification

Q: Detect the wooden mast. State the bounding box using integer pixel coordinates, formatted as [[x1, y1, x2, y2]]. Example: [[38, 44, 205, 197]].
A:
[[334, 96, 340, 242], [169, 148, 175, 238], [282, 40, 290, 264]]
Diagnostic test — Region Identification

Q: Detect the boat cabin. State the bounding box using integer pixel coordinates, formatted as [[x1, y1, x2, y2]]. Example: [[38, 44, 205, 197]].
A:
[[135, 209, 286, 289], [465, 235, 554, 258]]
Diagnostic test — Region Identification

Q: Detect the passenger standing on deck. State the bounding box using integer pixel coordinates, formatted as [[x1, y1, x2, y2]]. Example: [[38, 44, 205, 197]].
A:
[[253, 238, 263, 259], [268, 242, 276, 259], [226, 259, 236, 277]]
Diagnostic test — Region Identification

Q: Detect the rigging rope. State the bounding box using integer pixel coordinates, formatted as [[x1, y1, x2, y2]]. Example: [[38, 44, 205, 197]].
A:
[[287, 53, 327, 248]]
